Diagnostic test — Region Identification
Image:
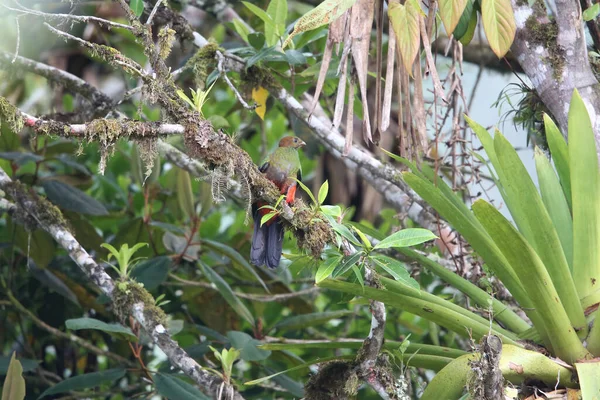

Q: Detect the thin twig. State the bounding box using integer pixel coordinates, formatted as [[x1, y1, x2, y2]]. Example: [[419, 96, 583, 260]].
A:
[[216, 51, 256, 111]]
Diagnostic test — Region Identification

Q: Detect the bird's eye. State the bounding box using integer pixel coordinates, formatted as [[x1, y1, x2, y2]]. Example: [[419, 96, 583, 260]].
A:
[[293, 138, 298, 142]]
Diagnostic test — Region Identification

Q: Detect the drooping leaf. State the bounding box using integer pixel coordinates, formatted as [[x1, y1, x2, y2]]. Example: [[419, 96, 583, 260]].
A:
[[371, 254, 419, 290], [42, 180, 108, 216], [267, 0, 288, 45], [39, 368, 126, 398], [452, 0, 474, 40], [154, 373, 211, 400], [458, 6, 478, 45], [252, 87, 269, 120], [388, 0, 421, 72], [130, 0, 144, 17], [1, 353, 25, 400], [199, 261, 255, 326], [282, 0, 357, 49], [481, 0, 516, 57], [331, 252, 363, 278], [65, 318, 136, 341], [227, 331, 271, 361], [374, 228, 437, 250], [315, 255, 342, 284], [439, 0, 469, 35]]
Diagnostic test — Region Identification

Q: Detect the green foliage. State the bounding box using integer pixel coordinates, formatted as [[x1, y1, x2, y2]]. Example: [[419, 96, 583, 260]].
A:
[[101, 242, 149, 278]]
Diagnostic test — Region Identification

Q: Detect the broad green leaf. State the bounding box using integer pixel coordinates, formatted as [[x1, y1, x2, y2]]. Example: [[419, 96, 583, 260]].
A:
[[199, 261, 255, 327], [568, 90, 600, 305], [0, 357, 39, 374], [315, 255, 342, 283], [388, 0, 421, 72], [39, 368, 126, 398], [352, 226, 372, 249], [397, 247, 530, 334], [176, 169, 195, 220], [373, 228, 437, 249], [243, 2, 277, 31], [583, 3, 600, 21], [294, 178, 317, 205], [472, 199, 589, 363], [154, 373, 211, 400], [65, 318, 136, 341], [439, 0, 468, 35], [494, 132, 585, 336], [575, 362, 600, 399], [202, 239, 268, 292], [544, 114, 571, 210], [458, 6, 478, 46], [131, 256, 171, 290], [371, 254, 419, 290], [267, 0, 288, 45], [282, 0, 357, 49], [285, 49, 307, 65], [318, 180, 329, 205], [273, 310, 354, 331], [248, 32, 266, 50], [130, 0, 144, 17], [246, 46, 278, 69], [331, 252, 363, 278], [534, 148, 573, 271], [481, 0, 516, 57], [1, 353, 24, 400], [261, 211, 278, 226], [42, 180, 108, 216], [227, 331, 271, 361], [452, 0, 474, 40], [232, 19, 251, 43]]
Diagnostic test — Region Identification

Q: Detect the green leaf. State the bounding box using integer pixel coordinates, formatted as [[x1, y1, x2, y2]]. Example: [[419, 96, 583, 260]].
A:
[[131, 256, 171, 290], [452, 0, 474, 39], [243, 1, 279, 46], [42, 180, 108, 216], [374, 228, 437, 249], [293, 178, 317, 205], [575, 362, 600, 399], [261, 211, 278, 227], [65, 318, 136, 341], [39, 368, 125, 398], [472, 199, 589, 363], [285, 49, 307, 65], [1, 353, 25, 400], [227, 331, 271, 361], [318, 180, 329, 205], [246, 46, 278, 68], [493, 132, 585, 336], [439, 0, 468, 35], [154, 373, 211, 400], [481, 0, 516, 57], [273, 310, 354, 331], [534, 148, 573, 271], [232, 19, 251, 43], [371, 254, 419, 290], [544, 114, 571, 210], [176, 169, 196, 220], [282, 0, 357, 49], [130, 0, 144, 17], [267, 0, 288, 45], [388, 0, 421, 72], [201, 239, 269, 292], [248, 32, 266, 50], [352, 226, 372, 249], [199, 261, 255, 327], [0, 357, 39, 374], [315, 255, 342, 283], [568, 90, 600, 307], [458, 5, 478, 45], [583, 3, 600, 21], [331, 252, 363, 278]]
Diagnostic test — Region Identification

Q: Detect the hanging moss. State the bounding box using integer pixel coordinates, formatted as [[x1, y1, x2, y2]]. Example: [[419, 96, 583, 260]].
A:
[[185, 42, 220, 89], [0, 96, 24, 133]]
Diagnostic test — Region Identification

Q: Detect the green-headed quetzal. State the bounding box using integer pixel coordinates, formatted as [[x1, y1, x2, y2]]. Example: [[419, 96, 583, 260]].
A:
[[251, 136, 305, 269]]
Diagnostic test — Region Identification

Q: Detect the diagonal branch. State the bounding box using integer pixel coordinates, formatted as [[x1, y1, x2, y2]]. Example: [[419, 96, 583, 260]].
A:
[[0, 167, 245, 400]]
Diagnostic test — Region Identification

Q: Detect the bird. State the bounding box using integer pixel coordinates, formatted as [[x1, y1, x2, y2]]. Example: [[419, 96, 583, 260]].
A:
[[251, 136, 306, 269]]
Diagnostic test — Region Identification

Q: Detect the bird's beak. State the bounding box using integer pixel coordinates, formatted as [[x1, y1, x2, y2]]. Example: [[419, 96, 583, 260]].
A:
[[298, 139, 306, 148]]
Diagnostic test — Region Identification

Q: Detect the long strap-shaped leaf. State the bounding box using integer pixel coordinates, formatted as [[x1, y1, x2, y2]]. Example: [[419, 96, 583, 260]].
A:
[[544, 114, 572, 211], [494, 132, 586, 337], [473, 200, 589, 363]]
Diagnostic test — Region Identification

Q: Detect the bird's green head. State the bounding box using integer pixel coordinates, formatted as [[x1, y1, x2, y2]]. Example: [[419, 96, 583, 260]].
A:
[[278, 136, 306, 149]]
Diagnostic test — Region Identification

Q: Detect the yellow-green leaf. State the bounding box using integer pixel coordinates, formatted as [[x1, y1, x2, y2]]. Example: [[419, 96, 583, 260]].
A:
[[481, 0, 516, 57], [282, 0, 357, 49], [439, 0, 468, 35], [252, 87, 269, 120], [1, 352, 25, 400], [388, 0, 421, 72], [176, 169, 196, 220]]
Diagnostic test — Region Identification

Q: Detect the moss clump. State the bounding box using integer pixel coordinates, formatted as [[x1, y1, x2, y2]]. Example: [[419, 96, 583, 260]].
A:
[[185, 43, 219, 89], [240, 65, 280, 96], [305, 361, 358, 400], [0, 96, 24, 133], [158, 27, 176, 60], [112, 279, 168, 327], [294, 211, 335, 258], [525, 15, 565, 80]]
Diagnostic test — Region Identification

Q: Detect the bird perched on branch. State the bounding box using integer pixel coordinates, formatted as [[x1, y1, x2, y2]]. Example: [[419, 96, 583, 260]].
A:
[[251, 136, 306, 269]]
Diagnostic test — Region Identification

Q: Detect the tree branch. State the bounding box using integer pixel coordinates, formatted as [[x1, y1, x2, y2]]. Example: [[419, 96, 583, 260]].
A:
[[0, 167, 244, 400]]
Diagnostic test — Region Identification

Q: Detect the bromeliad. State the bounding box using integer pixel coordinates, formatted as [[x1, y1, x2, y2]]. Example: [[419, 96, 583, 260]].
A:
[[251, 136, 306, 269]]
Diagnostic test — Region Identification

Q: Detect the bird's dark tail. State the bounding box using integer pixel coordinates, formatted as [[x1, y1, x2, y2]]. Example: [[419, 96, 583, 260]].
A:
[[250, 204, 284, 269]]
